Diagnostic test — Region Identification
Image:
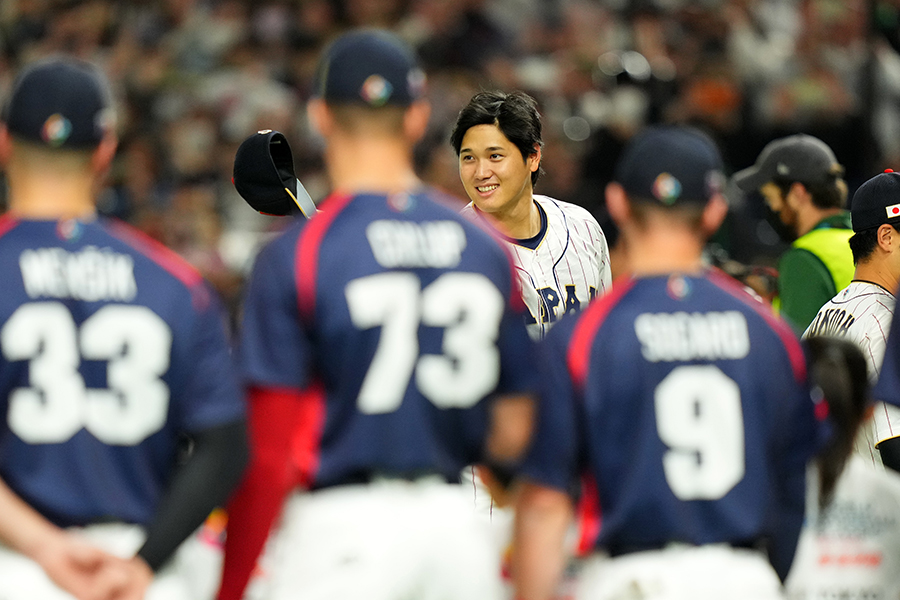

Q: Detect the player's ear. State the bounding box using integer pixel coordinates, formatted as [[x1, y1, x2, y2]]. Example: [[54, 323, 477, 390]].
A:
[[307, 98, 332, 139], [606, 182, 631, 227], [0, 126, 12, 167], [527, 144, 542, 173], [91, 132, 118, 175], [877, 222, 895, 252], [403, 100, 431, 143], [701, 193, 728, 236]]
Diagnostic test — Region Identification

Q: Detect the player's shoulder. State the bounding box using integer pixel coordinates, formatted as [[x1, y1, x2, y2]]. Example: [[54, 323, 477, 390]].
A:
[[534, 194, 599, 226], [102, 218, 206, 290]]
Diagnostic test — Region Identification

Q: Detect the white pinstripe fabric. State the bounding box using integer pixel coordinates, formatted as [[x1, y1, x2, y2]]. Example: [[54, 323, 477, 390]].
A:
[[803, 281, 899, 466]]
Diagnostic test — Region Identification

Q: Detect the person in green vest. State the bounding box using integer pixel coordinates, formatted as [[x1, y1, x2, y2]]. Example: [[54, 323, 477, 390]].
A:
[[735, 134, 853, 333]]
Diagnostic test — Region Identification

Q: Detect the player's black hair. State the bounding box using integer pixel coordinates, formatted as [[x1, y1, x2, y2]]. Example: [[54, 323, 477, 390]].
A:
[[848, 224, 899, 265], [804, 335, 869, 510], [450, 90, 544, 187], [772, 168, 848, 210]]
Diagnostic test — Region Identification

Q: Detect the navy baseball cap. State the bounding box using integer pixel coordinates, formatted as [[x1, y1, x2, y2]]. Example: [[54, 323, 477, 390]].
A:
[[314, 29, 425, 107], [614, 125, 724, 206], [849, 169, 900, 232], [2, 56, 114, 149], [733, 134, 842, 191]]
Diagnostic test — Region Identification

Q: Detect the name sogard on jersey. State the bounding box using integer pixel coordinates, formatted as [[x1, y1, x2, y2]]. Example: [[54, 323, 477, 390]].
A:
[[635, 310, 750, 362], [19, 246, 137, 302]]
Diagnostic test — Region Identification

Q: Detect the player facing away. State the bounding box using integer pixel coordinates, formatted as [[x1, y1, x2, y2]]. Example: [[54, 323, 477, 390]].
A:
[[0, 58, 248, 600], [451, 90, 612, 340], [216, 29, 538, 600], [512, 126, 825, 600], [785, 337, 900, 600], [803, 170, 900, 471]]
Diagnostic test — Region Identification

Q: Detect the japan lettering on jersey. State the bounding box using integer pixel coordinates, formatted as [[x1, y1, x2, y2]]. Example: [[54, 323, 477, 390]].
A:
[[523, 271, 820, 555], [238, 189, 537, 489], [803, 281, 900, 463], [462, 195, 612, 339], [0, 216, 243, 527]]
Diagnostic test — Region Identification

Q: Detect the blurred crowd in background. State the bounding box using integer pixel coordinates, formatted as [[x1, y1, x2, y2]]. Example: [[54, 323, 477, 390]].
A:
[[3, 0, 900, 319]]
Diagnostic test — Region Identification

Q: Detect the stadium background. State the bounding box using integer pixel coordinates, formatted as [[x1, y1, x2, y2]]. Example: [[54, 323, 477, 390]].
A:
[[0, 0, 897, 320]]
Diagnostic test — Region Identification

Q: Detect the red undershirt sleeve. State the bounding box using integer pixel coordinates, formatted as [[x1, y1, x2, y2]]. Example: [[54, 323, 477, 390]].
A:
[[216, 386, 306, 600]]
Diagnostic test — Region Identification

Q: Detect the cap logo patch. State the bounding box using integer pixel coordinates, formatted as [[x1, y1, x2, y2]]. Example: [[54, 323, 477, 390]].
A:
[[887, 204, 900, 219], [652, 173, 682, 205], [777, 163, 790, 176], [41, 114, 72, 147], [360, 74, 392, 106]]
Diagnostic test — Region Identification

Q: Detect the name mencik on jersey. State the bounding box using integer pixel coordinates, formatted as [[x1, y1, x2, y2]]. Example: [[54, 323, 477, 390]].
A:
[[19, 246, 137, 302], [634, 310, 751, 362]]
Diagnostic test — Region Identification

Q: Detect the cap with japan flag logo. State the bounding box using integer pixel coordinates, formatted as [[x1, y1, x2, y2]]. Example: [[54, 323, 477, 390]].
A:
[[849, 169, 900, 232]]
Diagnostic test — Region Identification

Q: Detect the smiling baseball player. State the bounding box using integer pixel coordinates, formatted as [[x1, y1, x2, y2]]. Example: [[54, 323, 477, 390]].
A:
[[451, 91, 612, 340]]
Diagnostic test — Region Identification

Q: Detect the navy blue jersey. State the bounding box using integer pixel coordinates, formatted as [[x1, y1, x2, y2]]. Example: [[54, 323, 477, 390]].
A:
[[239, 189, 537, 489], [523, 270, 821, 560], [0, 216, 244, 528]]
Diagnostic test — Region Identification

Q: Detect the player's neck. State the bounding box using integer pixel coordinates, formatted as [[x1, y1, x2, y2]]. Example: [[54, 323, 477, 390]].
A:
[[853, 260, 899, 297], [481, 195, 539, 240], [620, 228, 706, 276], [6, 175, 97, 220], [325, 135, 421, 194]]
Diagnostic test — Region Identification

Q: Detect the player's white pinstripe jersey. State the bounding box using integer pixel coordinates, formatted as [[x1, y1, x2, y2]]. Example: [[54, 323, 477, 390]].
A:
[[462, 195, 612, 339], [803, 280, 899, 466]]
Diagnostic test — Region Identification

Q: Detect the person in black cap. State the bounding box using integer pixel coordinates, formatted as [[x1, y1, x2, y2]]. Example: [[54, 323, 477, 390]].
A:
[[804, 170, 900, 475], [512, 125, 825, 599], [216, 28, 537, 600], [0, 57, 248, 600], [734, 134, 854, 334]]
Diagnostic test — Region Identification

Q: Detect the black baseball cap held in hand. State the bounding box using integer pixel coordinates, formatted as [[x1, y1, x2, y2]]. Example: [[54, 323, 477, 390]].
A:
[[733, 134, 843, 191], [2, 56, 114, 149], [850, 169, 900, 232], [314, 28, 426, 107], [614, 125, 725, 206]]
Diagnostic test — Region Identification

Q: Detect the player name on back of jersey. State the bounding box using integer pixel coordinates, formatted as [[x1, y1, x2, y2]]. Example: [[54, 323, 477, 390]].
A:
[[366, 219, 467, 268], [635, 310, 750, 362], [806, 307, 855, 338], [19, 246, 137, 302]]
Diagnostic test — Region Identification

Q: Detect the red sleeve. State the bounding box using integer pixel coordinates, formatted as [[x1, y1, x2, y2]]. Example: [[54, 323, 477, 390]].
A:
[[216, 386, 305, 600]]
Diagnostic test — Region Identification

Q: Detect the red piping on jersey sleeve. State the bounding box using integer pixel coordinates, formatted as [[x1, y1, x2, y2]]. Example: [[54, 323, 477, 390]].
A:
[[575, 473, 602, 555], [0, 214, 20, 239], [708, 269, 807, 383], [567, 278, 635, 390], [296, 193, 354, 322], [106, 219, 203, 288], [217, 385, 320, 600]]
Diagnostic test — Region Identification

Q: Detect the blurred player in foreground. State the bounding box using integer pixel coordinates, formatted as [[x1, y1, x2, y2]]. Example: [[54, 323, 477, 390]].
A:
[[785, 336, 900, 599], [803, 170, 900, 471], [512, 126, 824, 599], [734, 134, 853, 333], [451, 90, 612, 340], [0, 58, 248, 600], [216, 29, 537, 600]]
